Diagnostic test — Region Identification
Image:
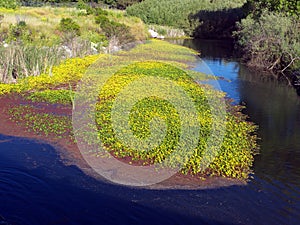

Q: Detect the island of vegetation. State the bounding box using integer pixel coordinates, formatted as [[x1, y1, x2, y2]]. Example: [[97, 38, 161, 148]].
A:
[[0, 1, 265, 188]]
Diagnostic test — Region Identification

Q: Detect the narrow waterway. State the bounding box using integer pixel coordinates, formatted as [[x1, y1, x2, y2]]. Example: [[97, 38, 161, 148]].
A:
[[0, 39, 299, 225]]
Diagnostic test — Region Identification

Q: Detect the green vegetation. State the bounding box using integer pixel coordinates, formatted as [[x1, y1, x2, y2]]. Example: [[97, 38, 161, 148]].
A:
[[101, 0, 143, 9], [9, 105, 73, 138], [126, 0, 246, 37], [0, 54, 102, 94], [0, 6, 147, 82], [26, 89, 74, 104], [245, 0, 300, 17], [234, 10, 299, 72], [58, 17, 81, 36], [2, 39, 258, 180], [235, 0, 300, 73], [95, 61, 257, 178], [0, 0, 18, 9]]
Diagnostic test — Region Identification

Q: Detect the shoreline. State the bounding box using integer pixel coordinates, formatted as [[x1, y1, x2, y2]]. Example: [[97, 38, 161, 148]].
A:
[[0, 94, 246, 190]]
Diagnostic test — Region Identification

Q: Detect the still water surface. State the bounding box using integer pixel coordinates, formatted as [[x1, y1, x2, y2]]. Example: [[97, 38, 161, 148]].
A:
[[0, 39, 299, 225]]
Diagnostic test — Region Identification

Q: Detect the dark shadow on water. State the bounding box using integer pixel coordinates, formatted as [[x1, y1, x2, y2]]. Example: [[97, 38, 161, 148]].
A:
[[1, 134, 300, 225], [0, 135, 243, 225], [189, 8, 246, 39]]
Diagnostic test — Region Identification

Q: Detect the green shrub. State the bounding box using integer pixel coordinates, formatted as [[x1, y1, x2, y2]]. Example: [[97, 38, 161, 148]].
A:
[[245, 0, 300, 17], [58, 18, 80, 36], [98, 18, 134, 44], [95, 15, 110, 25], [94, 7, 109, 16], [6, 21, 32, 43], [234, 10, 300, 72]]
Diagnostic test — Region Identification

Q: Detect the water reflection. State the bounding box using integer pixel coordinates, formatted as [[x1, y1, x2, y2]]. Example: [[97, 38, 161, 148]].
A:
[[182, 39, 300, 187]]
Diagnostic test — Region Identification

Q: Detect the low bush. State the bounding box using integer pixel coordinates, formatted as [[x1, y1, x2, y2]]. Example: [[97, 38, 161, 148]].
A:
[[97, 17, 135, 44], [6, 21, 32, 43], [58, 17, 80, 36]]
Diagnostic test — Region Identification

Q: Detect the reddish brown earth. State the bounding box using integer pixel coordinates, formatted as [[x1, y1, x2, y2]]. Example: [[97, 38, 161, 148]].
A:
[[0, 94, 245, 190]]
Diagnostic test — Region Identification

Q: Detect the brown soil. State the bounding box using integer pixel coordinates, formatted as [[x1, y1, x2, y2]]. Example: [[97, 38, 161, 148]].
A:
[[0, 94, 245, 190]]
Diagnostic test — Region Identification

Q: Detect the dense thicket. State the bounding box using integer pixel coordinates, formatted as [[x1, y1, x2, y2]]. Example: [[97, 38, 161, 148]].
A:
[[126, 0, 247, 37], [235, 0, 300, 73]]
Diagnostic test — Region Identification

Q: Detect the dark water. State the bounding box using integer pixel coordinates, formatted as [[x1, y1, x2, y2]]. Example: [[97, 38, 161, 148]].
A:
[[1, 40, 300, 225]]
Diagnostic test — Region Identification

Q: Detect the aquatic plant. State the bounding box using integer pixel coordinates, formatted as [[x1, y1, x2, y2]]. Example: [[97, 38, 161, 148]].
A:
[[94, 61, 257, 179], [9, 105, 72, 138], [26, 89, 74, 105]]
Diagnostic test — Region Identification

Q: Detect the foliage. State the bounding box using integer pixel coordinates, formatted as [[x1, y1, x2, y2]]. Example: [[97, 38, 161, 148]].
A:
[[6, 21, 32, 43], [0, 6, 147, 82], [1, 39, 257, 179], [26, 89, 74, 105], [94, 61, 257, 179], [245, 0, 300, 17], [101, 0, 142, 9], [126, 0, 247, 35], [234, 10, 300, 72], [9, 105, 72, 138], [0, 43, 65, 83], [96, 15, 134, 44], [0, 0, 18, 9], [58, 17, 80, 36]]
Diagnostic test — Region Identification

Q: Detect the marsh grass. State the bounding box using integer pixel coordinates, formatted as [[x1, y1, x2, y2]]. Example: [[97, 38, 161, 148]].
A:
[[0, 43, 64, 83]]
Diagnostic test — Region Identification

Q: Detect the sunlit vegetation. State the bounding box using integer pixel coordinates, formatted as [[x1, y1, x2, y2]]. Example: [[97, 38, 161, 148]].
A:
[[0, 54, 101, 94], [26, 89, 74, 105], [0, 5, 147, 83], [2, 39, 258, 180], [95, 61, 257, 179]]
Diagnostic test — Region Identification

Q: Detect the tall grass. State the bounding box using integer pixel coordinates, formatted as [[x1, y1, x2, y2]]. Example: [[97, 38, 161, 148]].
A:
[[0, 39, 96, 83], [0, 44, 63, 83]]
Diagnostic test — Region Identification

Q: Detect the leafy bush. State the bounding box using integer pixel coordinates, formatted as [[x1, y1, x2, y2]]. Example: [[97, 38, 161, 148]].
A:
[[6, 21, 32, 43], [234, 10, 300, 72], [102, 0, 142, 9], [97, 17, 134, 44], [58, 18, 80, 36], [95, 14, 110, 25]]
